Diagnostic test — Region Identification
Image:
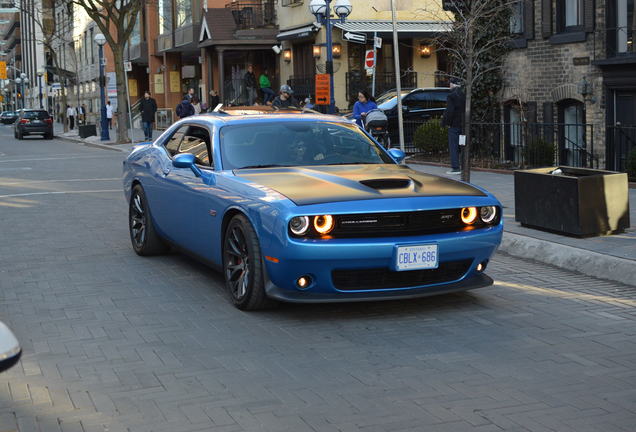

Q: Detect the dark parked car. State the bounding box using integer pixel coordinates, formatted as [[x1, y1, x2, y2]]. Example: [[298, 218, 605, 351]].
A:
[[376, 88, 450, 145], [0, 111, 18, 124], [14, 109, 54, 139]]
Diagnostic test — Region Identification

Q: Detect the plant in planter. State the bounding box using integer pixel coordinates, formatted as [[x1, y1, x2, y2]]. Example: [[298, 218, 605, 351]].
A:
[[523, 138, 555, 168], [413, 119, 448, 162]]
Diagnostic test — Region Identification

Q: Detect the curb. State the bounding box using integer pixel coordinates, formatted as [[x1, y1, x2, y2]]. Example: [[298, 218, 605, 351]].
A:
[[56, 135, 127, 152], [499, 231, 636, 287]]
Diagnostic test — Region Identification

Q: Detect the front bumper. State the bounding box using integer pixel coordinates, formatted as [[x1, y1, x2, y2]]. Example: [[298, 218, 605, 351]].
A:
[[262, 226, 502, 302]]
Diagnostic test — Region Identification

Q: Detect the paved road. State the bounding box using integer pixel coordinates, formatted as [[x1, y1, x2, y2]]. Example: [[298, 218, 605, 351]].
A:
[[1, 128, 635, 432]]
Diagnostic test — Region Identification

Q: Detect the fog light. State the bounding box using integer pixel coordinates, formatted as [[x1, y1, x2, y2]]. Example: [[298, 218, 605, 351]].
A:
[[461, 207, 478, 225], [297, 275, 312, 289]]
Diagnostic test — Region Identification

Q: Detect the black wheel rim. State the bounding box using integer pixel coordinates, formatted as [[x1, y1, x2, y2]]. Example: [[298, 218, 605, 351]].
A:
[[224, 226, 250, 300], [130, 193, 146, 248]]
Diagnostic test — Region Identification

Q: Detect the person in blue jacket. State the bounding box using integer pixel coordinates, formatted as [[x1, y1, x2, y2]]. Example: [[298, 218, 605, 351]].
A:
[[353, 90, 377, 128]]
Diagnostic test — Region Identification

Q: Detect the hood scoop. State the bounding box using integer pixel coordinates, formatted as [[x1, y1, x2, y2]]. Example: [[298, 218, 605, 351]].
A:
[[359, 178, 413, 190]]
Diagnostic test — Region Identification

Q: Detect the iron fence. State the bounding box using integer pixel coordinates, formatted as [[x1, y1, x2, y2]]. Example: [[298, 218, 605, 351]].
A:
[[607, 126, 636, 175]]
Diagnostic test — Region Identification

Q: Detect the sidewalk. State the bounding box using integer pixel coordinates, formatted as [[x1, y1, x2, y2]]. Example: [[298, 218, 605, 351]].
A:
[[409, 162, 636, 286], [57, 127, 151, 153]]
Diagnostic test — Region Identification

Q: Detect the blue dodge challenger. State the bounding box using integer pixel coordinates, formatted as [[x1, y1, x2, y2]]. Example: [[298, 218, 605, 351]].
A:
[[123, 111, 503, 310]]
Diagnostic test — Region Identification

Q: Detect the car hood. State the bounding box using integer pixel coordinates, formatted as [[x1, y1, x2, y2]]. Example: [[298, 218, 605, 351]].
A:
[[236, 164, 486, 206]]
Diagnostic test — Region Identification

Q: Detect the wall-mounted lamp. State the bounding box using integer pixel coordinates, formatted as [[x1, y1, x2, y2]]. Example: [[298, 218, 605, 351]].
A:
[[283, 49, 292, 62], [332, 43, 342, 59], [419, 43, 432, 58], [578, 76, 595, 104], [312, 44, 321, 58]]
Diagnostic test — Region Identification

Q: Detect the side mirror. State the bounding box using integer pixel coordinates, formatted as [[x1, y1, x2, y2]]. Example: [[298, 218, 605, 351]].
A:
[[388, 148, 406, 164], [172, 153, 202, 177], [0, 321, 21, 373]]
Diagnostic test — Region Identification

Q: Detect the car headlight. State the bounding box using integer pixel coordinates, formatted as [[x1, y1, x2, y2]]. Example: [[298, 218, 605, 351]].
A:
[[313, 215, 334, 235], [460, 207, 478, 225], [480, 206, 498, 224], [289, 216, 310, 236]]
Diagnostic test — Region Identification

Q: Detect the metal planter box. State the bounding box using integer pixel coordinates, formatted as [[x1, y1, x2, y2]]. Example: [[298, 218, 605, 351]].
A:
[[78, 124, 96, 138], [514, 166, 630, 236]]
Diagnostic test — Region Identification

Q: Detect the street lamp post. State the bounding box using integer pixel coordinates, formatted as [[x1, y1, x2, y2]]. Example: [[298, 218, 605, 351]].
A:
[[14, 77, 20, 109], [309, 0, 352, 115], [37, 70, 44, 109], [94, 33, 109, 141], [19, 73, 28, 109]]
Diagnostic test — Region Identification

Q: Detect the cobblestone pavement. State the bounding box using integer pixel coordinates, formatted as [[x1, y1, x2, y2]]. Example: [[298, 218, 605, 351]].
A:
[[1, 129, 635, 432]]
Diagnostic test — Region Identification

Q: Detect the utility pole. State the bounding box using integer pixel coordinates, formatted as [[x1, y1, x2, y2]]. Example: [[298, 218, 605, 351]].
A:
[[390, 0, 405, 152]]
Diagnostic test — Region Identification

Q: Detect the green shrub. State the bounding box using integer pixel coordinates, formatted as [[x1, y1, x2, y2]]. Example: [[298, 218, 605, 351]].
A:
[[413, 119, 448, 156], [626, 148, 636, 180], [523, 138, 555, 168]]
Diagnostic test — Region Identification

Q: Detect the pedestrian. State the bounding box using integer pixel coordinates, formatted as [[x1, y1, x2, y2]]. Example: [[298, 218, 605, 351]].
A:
[[209, 89, 220, 111], [106, 100, 113, 129], [352, 90, 377, 128], [176, 95, 195, 119], [244, 64, 257, 105], [186, 87, 195, 101], [192, 96, 202, 114], [67, 105, 76, 130], [80, 104, 87, 125], [441, 77, 466, 175], [272, 84, 300, 109], [259, 69, 275, 104], [139, 91, 157, 141]]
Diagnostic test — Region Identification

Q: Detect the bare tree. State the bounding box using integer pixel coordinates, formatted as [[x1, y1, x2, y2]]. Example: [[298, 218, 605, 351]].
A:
[[417, 0, 514, 182], [68, 0, 143, 143]]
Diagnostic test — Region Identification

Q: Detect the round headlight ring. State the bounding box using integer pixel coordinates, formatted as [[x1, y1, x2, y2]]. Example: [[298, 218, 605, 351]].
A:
[[313, 215, 334, 235], [480, 206, 497, 224], [289, 216, 310, 236], [461, 207, 478, 225]]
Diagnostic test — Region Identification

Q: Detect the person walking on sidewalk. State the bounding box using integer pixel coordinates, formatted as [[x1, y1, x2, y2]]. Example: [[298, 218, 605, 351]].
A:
[[176, 95, 195, 119], [139, 91, 157, 141], [441, 77, 466, 175], [106, 101, 113, 129], [259, 69, 275, 104], [67, 105, 76, 130], [244, 65, 257, 106]]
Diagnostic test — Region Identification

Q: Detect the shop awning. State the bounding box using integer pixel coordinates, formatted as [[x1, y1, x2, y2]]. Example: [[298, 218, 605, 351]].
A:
[[276, 24, 320, 41], [333, 20, 452, 38]]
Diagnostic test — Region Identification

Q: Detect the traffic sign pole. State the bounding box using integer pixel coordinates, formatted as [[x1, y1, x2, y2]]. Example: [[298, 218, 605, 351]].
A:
[[371, 33, 377, 97]]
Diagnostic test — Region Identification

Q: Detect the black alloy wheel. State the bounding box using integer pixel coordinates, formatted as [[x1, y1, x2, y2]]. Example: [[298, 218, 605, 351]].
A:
[[129, 185, 167, 256]]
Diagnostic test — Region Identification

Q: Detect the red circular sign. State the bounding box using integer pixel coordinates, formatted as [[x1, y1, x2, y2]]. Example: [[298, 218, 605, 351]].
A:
[[365, 50, 375, 68]]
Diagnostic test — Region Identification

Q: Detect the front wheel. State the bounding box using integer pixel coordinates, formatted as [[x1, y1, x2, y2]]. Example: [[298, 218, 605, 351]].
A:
[[223, 215, 273, 310], [129, 185, 168, 256]]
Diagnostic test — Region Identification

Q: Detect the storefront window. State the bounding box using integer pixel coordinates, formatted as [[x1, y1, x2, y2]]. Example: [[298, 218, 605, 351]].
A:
[[130, 14, 141, 46], [176, 0, 192, 28], [159, 0, 172, 34]]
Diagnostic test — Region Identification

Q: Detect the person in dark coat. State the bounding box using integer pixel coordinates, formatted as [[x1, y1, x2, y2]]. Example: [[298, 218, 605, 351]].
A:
[[272, 84, 300, 109], [441, 78, 466, 175], [139, 91, 158, 141], [208, 89, 220, 111], [176, 95, 195, 119], [244, 65, 257, 106]]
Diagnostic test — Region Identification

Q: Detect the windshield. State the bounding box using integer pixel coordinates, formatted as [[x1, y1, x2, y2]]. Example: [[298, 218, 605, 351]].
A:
[[23, 111, 50, 120], [376, 91, 411, 110], [220, 121, 394, 170]]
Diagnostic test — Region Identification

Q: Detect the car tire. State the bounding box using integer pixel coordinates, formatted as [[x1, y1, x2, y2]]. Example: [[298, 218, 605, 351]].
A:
[[129, 184, 168, 256], [44, 132, 53, 140], [16, 131, 22, 140], [223, 214, 274, 311]]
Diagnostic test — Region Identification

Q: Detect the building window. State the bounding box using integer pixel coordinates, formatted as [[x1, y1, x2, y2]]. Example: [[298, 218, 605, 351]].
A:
[[131, 15, 141, 46], [90, 28, 94, 64], [176, 0, 192, 28], [510, 0, 524, 34], [558, 0, 583, 32], [558, 100, 585, 166], [505, 104, 524, 164], [158, 0, 172, 34], [616, 0, 635, 53]]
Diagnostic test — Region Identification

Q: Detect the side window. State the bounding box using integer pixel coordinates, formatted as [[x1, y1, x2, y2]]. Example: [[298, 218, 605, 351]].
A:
[[164, 126, 188, 157], [177, 126, 212, 166], [409, 92, 448, 110]]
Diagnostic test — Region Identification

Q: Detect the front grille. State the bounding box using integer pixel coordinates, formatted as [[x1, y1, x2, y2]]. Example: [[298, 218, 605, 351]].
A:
[[332, 259, 473, 290], [335, 209, 475, 238]]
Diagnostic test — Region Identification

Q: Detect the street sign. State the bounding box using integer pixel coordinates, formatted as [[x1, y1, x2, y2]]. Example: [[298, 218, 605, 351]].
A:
[[365, 50, 375, 69], [315, 74, 330, 105], [0, 61, 6, 80], [124, 61, 132, 72], [342, 31, 366, 44], [374, 36, 382, 49], [51, 82, 61, 90]]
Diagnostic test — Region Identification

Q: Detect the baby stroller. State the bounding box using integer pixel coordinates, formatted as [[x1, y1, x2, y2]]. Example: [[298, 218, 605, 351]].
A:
[[364, 109, 390, 148]]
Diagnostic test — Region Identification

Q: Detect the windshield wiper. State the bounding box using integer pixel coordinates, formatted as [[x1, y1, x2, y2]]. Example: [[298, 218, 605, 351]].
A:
[[237, 164, 288, 169]]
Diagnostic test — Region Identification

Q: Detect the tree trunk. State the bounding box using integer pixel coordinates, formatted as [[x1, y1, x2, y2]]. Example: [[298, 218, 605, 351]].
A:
[[112, 45, 130, 144], [461, 27, 474, 183]]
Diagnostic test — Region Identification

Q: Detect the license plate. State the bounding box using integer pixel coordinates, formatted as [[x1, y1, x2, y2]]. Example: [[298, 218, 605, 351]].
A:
[[32, 120, 41, 124], [395, 244, 438, 271]]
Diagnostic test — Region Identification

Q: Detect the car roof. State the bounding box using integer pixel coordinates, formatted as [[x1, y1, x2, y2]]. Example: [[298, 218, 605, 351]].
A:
[[177, 112, 352, 126]]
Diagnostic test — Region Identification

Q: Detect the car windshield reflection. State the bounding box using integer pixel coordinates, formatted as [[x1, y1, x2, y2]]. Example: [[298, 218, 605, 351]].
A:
[[220, 121, 394, 170]]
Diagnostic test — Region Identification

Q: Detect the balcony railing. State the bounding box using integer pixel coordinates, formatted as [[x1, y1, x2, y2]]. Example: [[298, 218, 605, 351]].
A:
[[594, 26, 636, 60], [174, 23, 200, 47], [287, 75, 314, 101], [345, 71, 418, 103], [226, 0, 276, 29]]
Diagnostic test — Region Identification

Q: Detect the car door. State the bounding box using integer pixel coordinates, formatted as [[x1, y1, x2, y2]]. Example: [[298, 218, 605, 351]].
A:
[[159, 125, 220, 260]]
